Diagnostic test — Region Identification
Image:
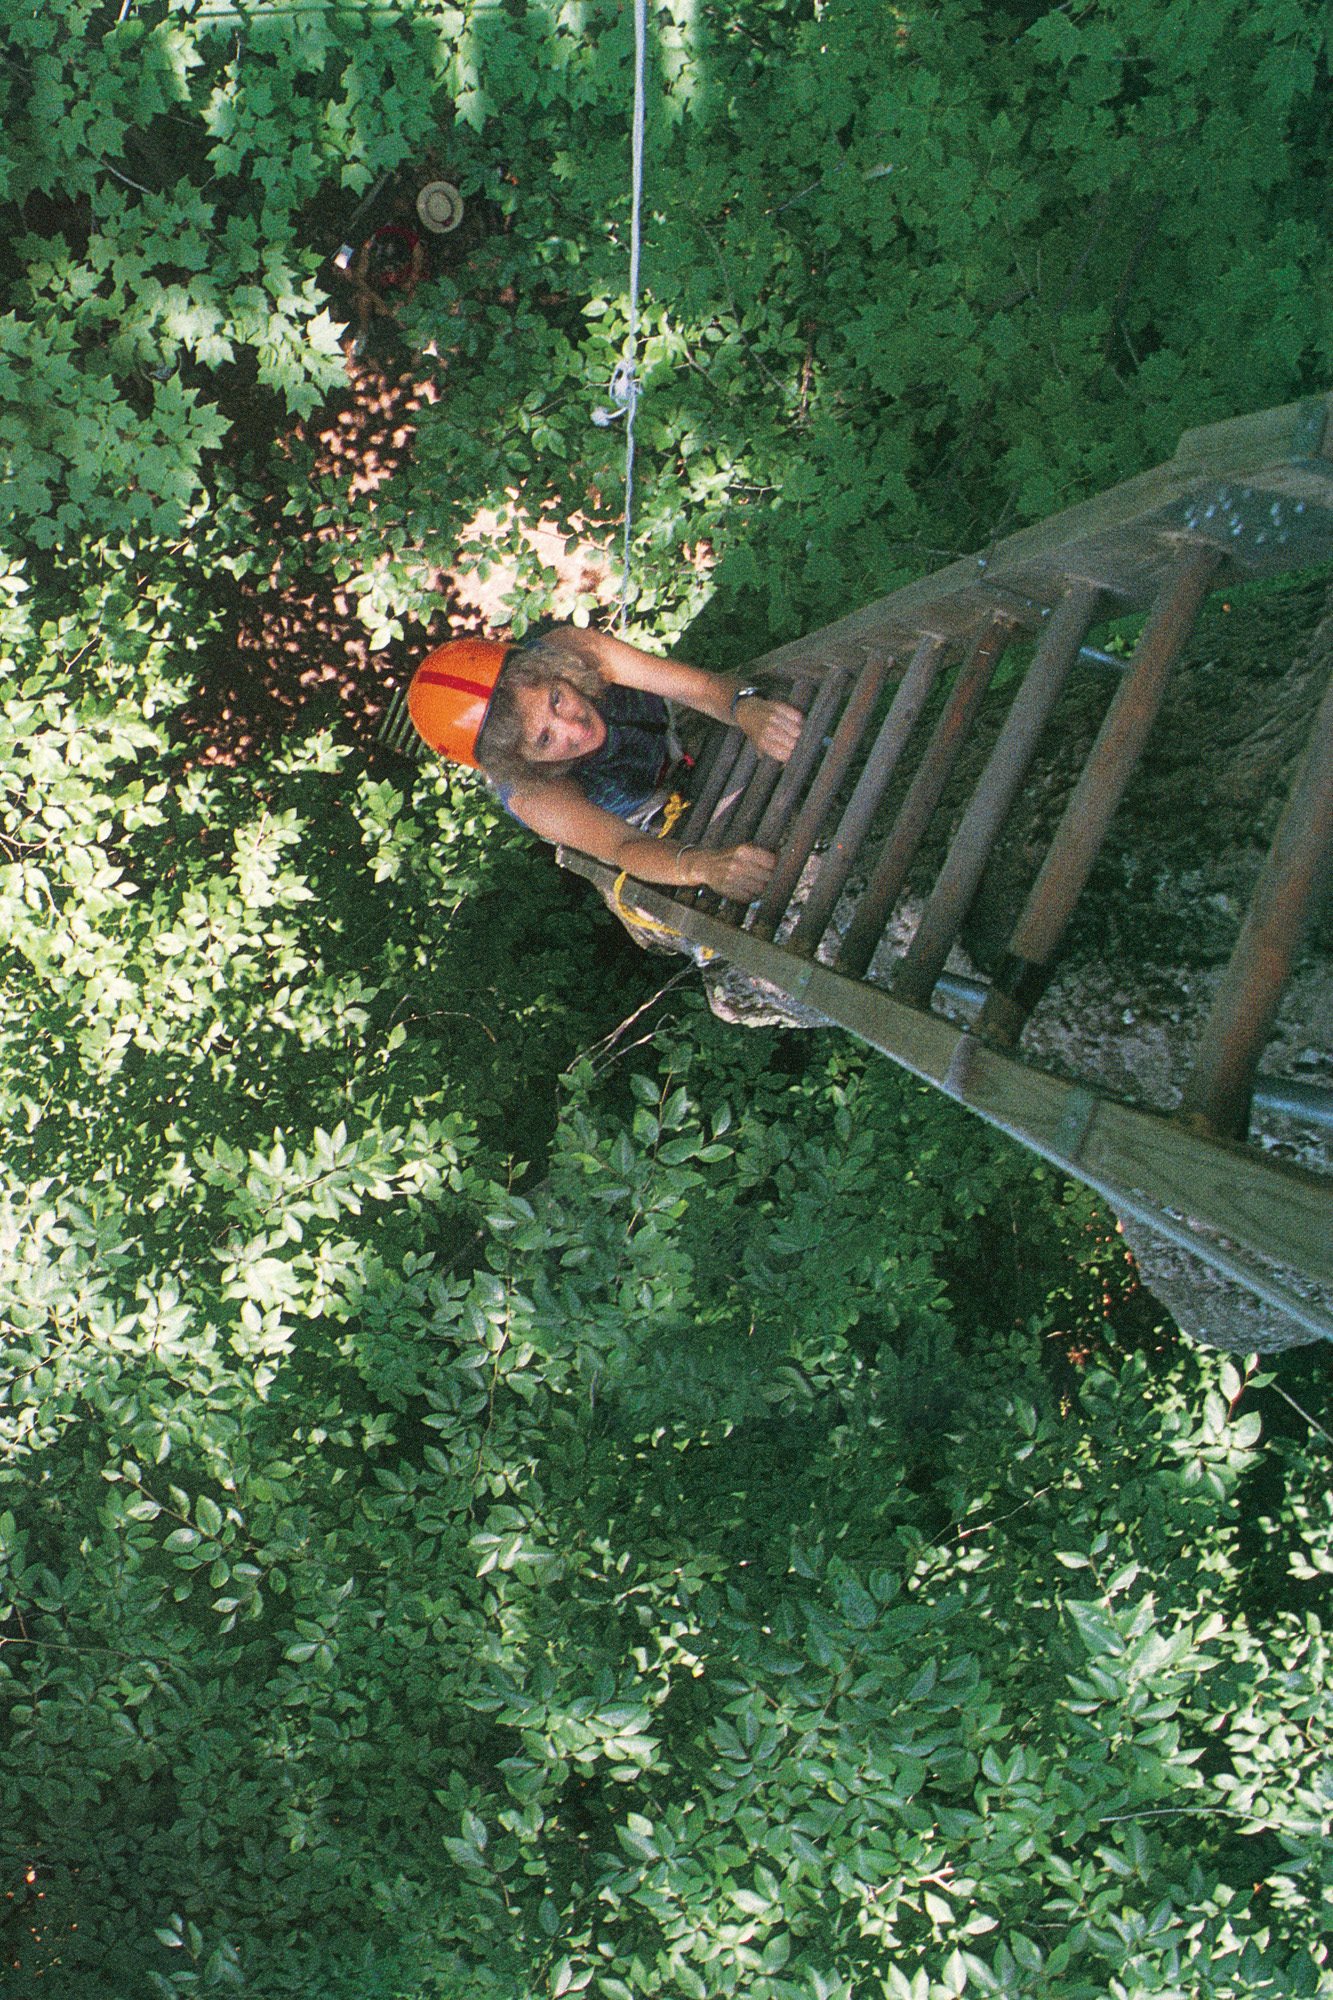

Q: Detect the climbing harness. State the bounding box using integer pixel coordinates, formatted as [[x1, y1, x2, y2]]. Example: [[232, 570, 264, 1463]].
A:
[[611, 790, 719, 959]]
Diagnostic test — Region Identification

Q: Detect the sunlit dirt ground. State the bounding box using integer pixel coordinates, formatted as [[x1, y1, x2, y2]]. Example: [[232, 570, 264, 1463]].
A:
[[180, 348, 612, 766]]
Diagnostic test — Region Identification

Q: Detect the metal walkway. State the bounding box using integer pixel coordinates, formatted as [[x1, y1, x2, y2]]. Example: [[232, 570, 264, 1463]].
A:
[[562, 396, 1333, 1339]]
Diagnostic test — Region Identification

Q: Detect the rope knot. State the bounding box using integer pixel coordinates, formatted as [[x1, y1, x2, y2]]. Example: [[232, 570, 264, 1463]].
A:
[[609, 356, 639, 409], [592, 356, 639, 429]]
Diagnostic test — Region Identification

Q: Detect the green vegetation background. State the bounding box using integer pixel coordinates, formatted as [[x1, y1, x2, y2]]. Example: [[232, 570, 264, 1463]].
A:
[[0, 2, 1329, 1995]]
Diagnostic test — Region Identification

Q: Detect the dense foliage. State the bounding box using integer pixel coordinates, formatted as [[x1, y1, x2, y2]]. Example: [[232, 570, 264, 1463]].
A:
[[3, 565, 1331, 1997], [2, 0, 1327, 642], [1, 2, 1330, 1996]]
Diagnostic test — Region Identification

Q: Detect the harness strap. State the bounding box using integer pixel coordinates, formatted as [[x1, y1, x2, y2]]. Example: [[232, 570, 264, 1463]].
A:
[[610, 793, 719, 960]]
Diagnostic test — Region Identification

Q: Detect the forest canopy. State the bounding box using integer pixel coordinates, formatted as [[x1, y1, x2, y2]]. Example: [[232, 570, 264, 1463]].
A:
[[2, 0, 1327, 635], [0, 2, 1330, 1996]]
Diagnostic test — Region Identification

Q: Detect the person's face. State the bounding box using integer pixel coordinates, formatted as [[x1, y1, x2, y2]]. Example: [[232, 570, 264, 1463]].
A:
[[513, 678, 607, 764]]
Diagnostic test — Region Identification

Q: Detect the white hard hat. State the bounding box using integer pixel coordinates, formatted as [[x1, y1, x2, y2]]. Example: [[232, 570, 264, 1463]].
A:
[[416, 181, 464, 234]]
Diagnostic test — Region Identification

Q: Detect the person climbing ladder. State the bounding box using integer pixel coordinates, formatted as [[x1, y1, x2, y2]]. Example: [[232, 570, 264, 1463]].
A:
[[405, 625, 803, 902]]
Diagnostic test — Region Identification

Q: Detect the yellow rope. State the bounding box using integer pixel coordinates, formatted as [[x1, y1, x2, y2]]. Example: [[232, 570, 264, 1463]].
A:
[[657, 791, 688, 839], [611, 792, 718, 959]]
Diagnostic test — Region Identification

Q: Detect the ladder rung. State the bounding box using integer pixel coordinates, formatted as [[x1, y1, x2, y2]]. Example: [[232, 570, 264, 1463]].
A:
[[691, 744, 760, 915], [785, 637, 943, 961], [749, 651, 889, 935], [674, 725, 749, 847], [721, 676, 818, 850], [837, 612, 1014, 979], [978, 543, 1222, 1046], [894, 580, 1103, 1006], [1178, 665, 1333, 1138]]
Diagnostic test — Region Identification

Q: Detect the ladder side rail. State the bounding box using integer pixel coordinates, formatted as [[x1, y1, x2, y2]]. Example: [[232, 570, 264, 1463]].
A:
[[561, 850, 1333, 1325], [734, 396, 1333, 689]]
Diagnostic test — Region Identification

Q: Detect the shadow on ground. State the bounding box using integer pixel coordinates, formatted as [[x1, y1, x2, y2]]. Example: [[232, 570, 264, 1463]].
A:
[[177, 351, 458, 767]]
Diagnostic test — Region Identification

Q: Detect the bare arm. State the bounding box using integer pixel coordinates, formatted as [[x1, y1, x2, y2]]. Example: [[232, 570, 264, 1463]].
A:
[[506, 776, 776, 903], [551, 625, 802, 762]]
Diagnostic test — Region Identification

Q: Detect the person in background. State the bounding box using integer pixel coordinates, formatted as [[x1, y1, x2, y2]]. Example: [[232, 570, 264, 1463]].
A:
[[405, 625, 802, 902]]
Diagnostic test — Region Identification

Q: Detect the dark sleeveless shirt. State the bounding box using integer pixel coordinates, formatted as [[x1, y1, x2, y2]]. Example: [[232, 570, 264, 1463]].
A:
[[496, 681, 672, 824]]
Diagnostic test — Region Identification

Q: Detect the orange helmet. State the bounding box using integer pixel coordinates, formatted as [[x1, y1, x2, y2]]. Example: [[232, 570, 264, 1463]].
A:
[[406, 639, 509, 768]]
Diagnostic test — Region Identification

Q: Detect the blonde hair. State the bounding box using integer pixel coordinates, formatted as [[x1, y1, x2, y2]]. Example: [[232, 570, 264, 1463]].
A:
[[475, 639, 607, 786]]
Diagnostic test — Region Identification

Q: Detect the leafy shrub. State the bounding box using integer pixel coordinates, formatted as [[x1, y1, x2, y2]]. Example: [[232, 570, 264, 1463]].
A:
[[0, 601, 1327, 1991], [2, 1, 1325, 642], [1, 7, 1329, 1996]]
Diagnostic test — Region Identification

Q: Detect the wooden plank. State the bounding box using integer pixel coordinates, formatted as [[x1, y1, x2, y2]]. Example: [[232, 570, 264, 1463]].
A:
[[560, 853, 1333, 1331], [746, 395, 1333, 680], [1171, 395, 1331, 473]]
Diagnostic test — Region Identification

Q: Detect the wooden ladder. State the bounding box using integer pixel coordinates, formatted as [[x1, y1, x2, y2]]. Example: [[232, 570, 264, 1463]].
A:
[[562, 396, 1333, 1339]]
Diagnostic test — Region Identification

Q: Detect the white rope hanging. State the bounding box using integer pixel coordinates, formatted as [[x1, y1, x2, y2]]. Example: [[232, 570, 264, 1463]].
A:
[[590, 0, 648, 630]]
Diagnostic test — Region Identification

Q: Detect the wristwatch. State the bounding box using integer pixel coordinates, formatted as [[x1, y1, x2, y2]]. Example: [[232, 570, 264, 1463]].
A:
[[729, 684, 761, 719]]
